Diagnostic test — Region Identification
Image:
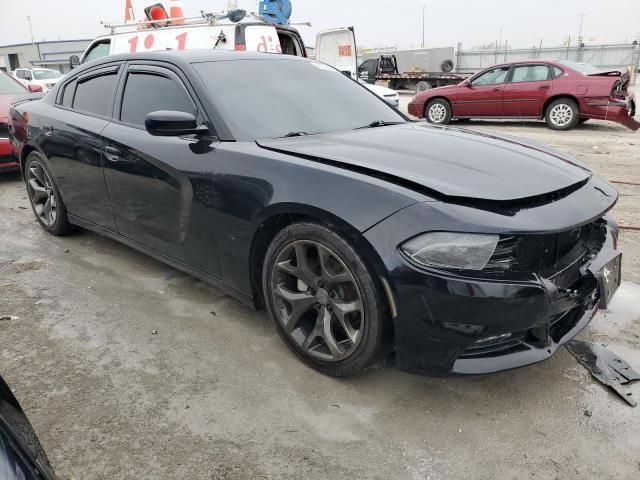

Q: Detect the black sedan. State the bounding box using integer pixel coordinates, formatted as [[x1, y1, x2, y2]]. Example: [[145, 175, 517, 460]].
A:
[[9, 51, 621, 376]]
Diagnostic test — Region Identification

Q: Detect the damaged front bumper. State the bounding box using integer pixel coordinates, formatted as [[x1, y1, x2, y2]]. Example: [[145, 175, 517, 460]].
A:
[[363, 177, 620, 375]]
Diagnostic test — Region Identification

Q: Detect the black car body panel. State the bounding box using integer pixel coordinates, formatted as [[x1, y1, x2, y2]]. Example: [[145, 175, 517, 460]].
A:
[[257, 124, 591, 201], [8, 51, 621, 375], [0, 375, 56, 479]]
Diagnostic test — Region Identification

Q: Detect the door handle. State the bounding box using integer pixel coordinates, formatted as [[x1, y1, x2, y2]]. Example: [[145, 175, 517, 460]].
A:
[[103, 146, 121, 162], [539, 84, 551, 90]]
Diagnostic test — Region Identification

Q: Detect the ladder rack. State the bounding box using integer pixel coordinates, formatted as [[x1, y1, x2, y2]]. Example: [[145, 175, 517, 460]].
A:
[[101, 10, 265, 35]]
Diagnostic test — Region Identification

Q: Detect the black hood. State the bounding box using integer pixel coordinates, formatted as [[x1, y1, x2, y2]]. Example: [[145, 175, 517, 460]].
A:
[[257, 123, 592, 202]]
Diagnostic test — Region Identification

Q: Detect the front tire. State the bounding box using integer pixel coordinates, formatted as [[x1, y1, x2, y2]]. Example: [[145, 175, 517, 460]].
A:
[[25, 151, 72, 236], [262, 223, 388, 377], [545, 98, 579, 130], [425, 99, 452, 125]]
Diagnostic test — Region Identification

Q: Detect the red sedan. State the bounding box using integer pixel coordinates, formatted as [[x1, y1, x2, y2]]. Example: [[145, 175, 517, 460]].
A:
[[1, 71, 43, 172], [408, 60, 639, 131]]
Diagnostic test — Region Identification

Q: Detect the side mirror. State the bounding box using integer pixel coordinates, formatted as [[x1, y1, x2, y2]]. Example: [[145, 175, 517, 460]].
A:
[[145, 111, 208, 137], [27, 84, 43, 93], [69, 55, 80, 69], [465, 81, 473, 88]]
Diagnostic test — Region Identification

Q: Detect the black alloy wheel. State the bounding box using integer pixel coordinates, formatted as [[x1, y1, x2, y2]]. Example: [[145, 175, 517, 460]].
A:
[[263, 223, 387, 376], [25, 152, 72, 235]]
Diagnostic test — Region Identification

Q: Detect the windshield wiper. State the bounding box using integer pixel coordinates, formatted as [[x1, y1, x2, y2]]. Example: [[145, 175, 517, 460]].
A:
[[355, 121, 405, 130], [281, 131, 310, 138]]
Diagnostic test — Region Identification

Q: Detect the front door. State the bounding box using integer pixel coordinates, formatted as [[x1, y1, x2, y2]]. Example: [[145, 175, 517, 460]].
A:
[[101, 63, 221, 277], [502, 64, 552, 117], [453, 65, 511, 117]]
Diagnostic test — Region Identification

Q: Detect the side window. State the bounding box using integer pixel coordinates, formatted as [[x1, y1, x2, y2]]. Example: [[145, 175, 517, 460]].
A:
[[120, 72, 196, 127], [83, 40, 111, 63], [61, 80, 77, 108], [16, 70, 26, 79], [472, 67, 511, 86], [552, 66, 564, 78], [23, 70, 33, 81], [72, 73, 118, 116], [510, 65, 550, 83]]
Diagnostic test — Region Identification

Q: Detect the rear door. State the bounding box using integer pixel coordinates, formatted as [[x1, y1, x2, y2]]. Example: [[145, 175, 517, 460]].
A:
[[101, 62, 221, 277], [316, 27, 358, 79], [43, 65, 121, 230], [502, 64, 552, 117], [453, 65, 511, 117]]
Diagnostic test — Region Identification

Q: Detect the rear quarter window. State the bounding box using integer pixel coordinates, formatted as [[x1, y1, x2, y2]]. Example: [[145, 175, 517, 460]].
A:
[[72, 73, 118, 117]]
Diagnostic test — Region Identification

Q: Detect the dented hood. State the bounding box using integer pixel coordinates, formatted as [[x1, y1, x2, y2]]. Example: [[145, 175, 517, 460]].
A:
[[257, 123, 591, 201]]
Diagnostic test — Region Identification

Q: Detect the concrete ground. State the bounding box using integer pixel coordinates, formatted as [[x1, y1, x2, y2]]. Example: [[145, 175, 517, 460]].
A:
[[1, 93, 639, 479]]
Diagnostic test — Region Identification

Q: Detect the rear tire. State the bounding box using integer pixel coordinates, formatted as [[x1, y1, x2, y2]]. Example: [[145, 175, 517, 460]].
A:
[[262, 223, 388, 377], [545, 98, 579, 130], [25, 151, 72, 236], [425, 99, 452, 125]]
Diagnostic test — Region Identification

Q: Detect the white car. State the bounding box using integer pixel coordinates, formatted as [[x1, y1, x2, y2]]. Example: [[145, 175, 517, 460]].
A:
[[11, 68, 63, 92], [360, 80, 400, 107]]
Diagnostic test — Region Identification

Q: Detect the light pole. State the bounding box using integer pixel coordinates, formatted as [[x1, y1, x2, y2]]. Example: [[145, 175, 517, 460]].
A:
[[421, 5, 425, 49], [577, 13, 586, 45], [26, 16, 39, 61]]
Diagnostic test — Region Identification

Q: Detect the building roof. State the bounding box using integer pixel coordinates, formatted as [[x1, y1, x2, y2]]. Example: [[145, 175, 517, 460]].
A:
[[0, 39, 92, 49]]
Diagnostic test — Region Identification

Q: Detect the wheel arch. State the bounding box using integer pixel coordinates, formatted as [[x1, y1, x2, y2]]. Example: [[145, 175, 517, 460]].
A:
[[19, 142, 47, 179], [542, 94, 580, 119], [424, 96, 452, 115], [248, 203, 393, 321]]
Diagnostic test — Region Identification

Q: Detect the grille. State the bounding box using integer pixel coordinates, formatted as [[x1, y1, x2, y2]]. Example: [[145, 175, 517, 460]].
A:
[[0, 123, 8, 139], [485, 219, 606, 277]]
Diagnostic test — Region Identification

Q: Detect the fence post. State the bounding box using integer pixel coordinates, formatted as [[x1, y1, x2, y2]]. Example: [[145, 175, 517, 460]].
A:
[[456, 42, 462, 73], [632, 40, 639, 86]]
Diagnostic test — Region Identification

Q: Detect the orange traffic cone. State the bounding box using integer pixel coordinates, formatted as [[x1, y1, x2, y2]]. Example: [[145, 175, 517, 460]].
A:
[[168, 0, 185, 24], [124, 0, 135, 22]]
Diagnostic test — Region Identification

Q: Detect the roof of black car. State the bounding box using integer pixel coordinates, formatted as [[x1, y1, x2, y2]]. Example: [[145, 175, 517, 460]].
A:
[[84, 50, 306, 69]]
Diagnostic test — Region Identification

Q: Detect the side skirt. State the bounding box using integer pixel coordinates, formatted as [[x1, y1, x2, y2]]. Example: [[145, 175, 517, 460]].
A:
[[68, 214, 257, 310]]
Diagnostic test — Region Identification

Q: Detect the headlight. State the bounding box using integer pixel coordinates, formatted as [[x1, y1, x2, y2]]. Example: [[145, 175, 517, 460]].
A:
[[401, 232, 499, 271]]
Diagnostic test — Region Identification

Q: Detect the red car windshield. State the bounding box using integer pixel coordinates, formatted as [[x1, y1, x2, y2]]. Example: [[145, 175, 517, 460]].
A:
[[0, 73, 27, 94]]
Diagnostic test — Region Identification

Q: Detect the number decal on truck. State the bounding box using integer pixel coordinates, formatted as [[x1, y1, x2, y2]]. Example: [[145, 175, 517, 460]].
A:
[[127, 32, 189, 53], [256, 35, 282, 54]]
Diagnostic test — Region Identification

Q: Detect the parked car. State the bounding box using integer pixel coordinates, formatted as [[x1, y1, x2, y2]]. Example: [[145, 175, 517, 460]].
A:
[[0, 374, 57, 479], [12, 68, 63, 92], [359, 79, 399, 107], [10, 51, 621, 377], [409, 60, 639, 131], [1, 71, 42, 173]]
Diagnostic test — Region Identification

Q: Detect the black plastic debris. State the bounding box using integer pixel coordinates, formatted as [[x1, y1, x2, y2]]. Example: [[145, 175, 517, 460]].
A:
[[566, 340, 640, 407]]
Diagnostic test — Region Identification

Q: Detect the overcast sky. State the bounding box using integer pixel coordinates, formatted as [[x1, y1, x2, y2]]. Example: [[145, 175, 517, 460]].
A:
[[1, 0, 639, 49]]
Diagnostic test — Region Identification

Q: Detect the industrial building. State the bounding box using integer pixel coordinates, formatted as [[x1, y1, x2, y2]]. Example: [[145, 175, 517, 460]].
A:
[[0, 39, 91, 74]]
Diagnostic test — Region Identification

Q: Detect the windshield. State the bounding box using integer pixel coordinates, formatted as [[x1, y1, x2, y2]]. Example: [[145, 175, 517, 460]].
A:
[[0, 72, 27, 94], [194, 58, 405, 140], [556, 60, 602, 75], [33, 69, 62, 80]]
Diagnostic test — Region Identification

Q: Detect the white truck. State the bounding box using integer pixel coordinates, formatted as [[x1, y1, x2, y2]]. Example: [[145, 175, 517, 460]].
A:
[[71, 12, 399, 106]]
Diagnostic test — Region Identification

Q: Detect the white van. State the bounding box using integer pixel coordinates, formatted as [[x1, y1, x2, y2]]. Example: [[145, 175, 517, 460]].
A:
[[76, 18, 308, 65], [74, 17, 398, 106]]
